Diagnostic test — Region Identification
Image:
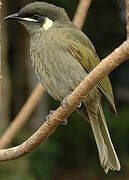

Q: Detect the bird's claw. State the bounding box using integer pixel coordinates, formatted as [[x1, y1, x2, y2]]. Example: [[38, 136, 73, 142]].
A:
[[61, 95, 69, 108], [46, 110, 68, 125], [61, 118, 68, 125], [61, 94, 82, 109], [77, 102, 81, 108], [46, 110, 55, 125]]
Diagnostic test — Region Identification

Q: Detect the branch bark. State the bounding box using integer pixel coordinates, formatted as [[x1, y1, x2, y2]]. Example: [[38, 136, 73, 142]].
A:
[[0, 0, 128, 162], [73, 0, 92, 28], [0, 0, 2, 115], [0, 83, 45, 149], [0, 0, 92, 148], [126, 0, 129, 37]]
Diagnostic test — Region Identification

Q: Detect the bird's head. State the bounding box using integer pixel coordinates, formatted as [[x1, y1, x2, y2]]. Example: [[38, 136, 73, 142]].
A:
[[4, 1, 70, 34]]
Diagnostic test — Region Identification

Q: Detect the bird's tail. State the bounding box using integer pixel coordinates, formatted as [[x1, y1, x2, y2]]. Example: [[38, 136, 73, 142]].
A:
[[85, 102, 121, 173]]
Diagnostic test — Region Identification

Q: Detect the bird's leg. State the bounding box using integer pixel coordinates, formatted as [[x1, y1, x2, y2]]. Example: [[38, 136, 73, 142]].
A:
[[61, 94, 81, 125], [46, 110, 68, 125]]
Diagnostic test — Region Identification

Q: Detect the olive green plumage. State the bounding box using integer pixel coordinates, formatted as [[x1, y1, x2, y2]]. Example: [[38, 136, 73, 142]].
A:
[[4, 1, 120, 173]]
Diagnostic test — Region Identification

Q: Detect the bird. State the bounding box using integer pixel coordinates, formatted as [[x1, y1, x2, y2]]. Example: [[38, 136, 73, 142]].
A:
[[4, 1, 121, 173]]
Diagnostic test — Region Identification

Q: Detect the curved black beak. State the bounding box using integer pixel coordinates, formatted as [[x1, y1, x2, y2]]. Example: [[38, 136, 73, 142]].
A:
[[3, 13, 39, 23], [3, 13, 20, 21]]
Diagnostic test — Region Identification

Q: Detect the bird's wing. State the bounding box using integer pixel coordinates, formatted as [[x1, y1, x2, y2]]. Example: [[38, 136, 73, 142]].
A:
[[67, 41, 117, 115]]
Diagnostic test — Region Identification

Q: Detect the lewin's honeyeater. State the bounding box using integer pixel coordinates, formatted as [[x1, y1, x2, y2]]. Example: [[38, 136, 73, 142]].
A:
[[4, 1, 120, 173]]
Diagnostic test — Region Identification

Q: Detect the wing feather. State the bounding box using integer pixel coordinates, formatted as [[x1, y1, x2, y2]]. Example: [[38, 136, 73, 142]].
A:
[[68, 41, 117, 115]]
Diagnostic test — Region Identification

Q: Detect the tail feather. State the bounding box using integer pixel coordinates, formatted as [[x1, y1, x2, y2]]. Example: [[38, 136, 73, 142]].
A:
[[86, 103, 121, 173]]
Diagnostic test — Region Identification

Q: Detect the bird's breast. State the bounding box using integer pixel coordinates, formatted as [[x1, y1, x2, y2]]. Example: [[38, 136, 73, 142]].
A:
[[30, 30, 88, 101]]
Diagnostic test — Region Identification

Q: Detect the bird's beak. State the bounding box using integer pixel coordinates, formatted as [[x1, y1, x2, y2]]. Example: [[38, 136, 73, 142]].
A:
[[3, 13, 39, 23], [3, 13, 21, 21]]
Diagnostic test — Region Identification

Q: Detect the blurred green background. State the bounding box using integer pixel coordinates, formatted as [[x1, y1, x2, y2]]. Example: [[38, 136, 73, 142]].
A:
[[1, 0, 129, 179]]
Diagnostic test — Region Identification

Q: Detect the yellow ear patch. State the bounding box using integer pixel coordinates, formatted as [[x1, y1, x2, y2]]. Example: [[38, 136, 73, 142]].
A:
[[42, 17, 53, 30]]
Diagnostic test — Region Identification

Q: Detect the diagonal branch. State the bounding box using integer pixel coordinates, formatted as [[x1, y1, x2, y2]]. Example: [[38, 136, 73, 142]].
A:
[[0, 0, 92, 148], [0, 84, 45, 149]]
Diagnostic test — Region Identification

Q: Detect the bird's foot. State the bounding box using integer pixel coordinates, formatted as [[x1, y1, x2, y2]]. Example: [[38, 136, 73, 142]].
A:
[[46, 110, 68, 125], [46, 110, 55, 125], [61, 118, 68, 125], [61, 93, 71, 108], [61, 94, 82, 109], [77, 102, 81, 108]]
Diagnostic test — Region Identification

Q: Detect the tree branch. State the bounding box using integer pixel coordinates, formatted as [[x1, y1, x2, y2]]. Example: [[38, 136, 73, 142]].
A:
[[0, 0, 92, 148], [0, 0, 2, 115], [0, 83, 45, 149], [73, 0, 92, 28], [126, 0, 129, 38]]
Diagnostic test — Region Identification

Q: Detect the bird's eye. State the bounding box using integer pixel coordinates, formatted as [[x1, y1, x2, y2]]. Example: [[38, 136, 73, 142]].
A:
[[33, 14, 40, 20]]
